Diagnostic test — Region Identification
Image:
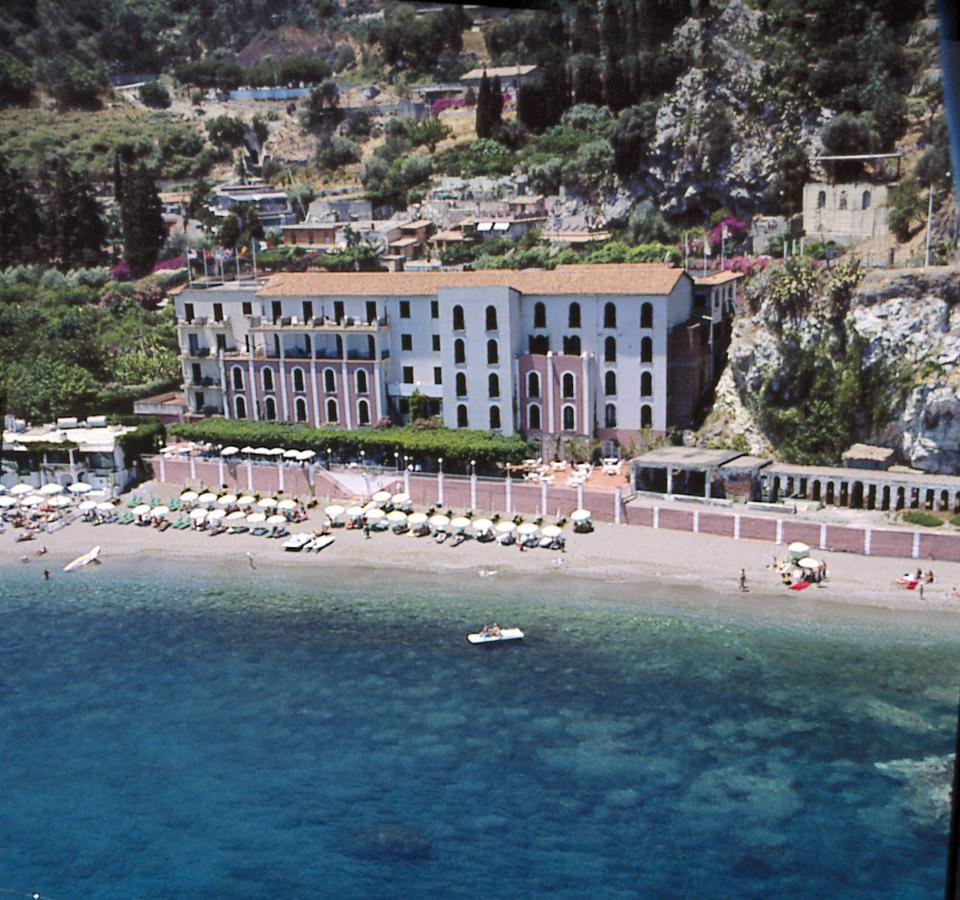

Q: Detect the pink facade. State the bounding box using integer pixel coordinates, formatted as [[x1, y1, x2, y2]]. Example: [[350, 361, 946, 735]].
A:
[[517, 354, 589, 436]]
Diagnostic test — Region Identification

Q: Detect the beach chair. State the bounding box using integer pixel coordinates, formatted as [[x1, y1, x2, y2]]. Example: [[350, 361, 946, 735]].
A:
[[169, 499, 181, 511]]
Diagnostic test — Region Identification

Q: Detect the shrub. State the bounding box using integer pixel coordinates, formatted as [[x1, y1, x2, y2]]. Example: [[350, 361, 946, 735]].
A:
[[902, 511, 943, 528], [139, 80, 171, 108]]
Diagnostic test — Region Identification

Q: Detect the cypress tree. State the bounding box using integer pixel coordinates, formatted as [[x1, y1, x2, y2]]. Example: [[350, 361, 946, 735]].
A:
[[41, 158, 105, 269], [491, 75, 504, 133], [476, 70, 491, 138], [119, 161, 165, 278], [0, 155, 41, 267]]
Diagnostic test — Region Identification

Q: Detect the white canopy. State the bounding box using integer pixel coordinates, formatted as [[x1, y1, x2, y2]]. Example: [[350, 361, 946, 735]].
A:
[[96, 501, 115, 511], [10, 483, 35, 495], [788, 541, 810, 555], [206, 509, 226, 521], [798, 557, 821, 570], [429, 514, 450, 528], [197, 492, 218, 504], [221, 446, 240, 456], [67, 482, 93, 494], [150, 505, 170, 518], [266, 514, 287, 524], [495, 521, 517, 534], [38, 483, 65, 495], [47, 495, 73, 508], [407, 512, 428, 526], [240, 446, 256, 454], [268, 447, 285, 457], [472, 517, 494, 533], [517, 522, 540, 536], [0, 495, 17, 507], [188, 508, 207, 521], [386, 510, 408, 523], [19, 495, 44, 507], [365, 508, 385, 522], [449, 516, 471, 531], [541, 525, 562, 538], [225, 510, 247, 521], [257, 497, 278, 508], [180, 490, 199, 502], [237, 495, 256, 506], [372, 490, 392, 504], [217, 494, 238, 505], [254, 447, 271, 455], [246, 512, 266, 524], [78, 500, 98, 511], [571, 509, 592, 521], [325, 504, 345, 518], [283, 449, 301, 459], [277, 499, 297, 510], [297, 450, 316, 461], [132, 504, 152, 516], [346, 506, 364, 518]]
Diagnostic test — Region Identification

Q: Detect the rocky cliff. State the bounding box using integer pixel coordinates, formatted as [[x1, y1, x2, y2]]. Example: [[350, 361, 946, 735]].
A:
[[699, 265, 960, 474]]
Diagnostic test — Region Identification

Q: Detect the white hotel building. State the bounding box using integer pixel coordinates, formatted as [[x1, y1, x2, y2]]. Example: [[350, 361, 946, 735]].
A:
[[174, 265, 738, 448]]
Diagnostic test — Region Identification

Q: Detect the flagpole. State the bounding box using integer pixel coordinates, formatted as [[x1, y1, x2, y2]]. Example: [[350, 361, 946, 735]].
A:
[[235, 245, 240, 282], [684, 231, 689, 271]]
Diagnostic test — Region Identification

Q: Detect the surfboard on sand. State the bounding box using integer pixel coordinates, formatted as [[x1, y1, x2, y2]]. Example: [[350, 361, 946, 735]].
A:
[[63, 545, 100, 572]]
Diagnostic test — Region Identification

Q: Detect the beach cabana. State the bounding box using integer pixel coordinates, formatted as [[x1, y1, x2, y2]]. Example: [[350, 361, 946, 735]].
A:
[[266, 514, 286, 525], [517, 522, 539, 537], [365, 508, 386, 523], [188, 508, 207, 522], [571, 509, 593, 533], [386, 510, 408, 524], [408, 512, 428, 527], [96, 501, 115, 512]]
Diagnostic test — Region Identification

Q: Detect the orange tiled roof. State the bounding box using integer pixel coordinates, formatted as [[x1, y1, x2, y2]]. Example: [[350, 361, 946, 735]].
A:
[[258, 264, 686, 297], [693, 271, 744, 285]]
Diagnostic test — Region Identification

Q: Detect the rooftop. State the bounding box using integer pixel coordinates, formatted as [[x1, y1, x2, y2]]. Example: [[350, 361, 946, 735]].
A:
[[842, 443, 895, 462], [632, 447, 746, 469], [461, 65, 537, 80], [3, 421, 136, 454], [764, 461, 960, 489], [694, 271, 745, 286], [257, 264, 687, 298]]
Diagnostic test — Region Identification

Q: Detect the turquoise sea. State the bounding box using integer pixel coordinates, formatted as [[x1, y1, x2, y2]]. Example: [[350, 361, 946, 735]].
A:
[[1, 560, 958, 898]]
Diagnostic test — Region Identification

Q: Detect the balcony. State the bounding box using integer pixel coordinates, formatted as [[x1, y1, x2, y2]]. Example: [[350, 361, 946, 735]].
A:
[[183, 346, 211, 359], [249, 315, 388, 333]]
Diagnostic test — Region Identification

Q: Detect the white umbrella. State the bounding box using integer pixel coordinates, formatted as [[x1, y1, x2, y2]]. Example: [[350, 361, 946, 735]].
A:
[[221, 446, 240, 456], [197, 492, 218, 504], [257, 497, 278, 509], [217, 494, 238, 506], [517, 522, 540, 536], [10, 483, 34, 495], [78, 500, 98, 511], [325, 504, 345, 519], [361, 501, 380, 514], [297, 450, 316, 461], [571, 509, 592, 522], [345, 506, 364, 518], [96, 502, 116, 512], [788, 541, 811, 560], [407, 512, 428, 526], [283, 449, 300, 459], [254, 447, 271, 455], [225, 510, 247, 521], [450, 516, 471, 532], [386, 510, 408, 524], [372, 490, 392, 504], [86, 489, 108, 499], [150, 505, 170, 518], [132, 504, 152, 516], [207, 509, 226, 521], [180, 490, 199, 503], [392, 492, 411, 505], [39, 483, 64, 495], [365, 508, 385, 522], [67, 482, 92, 494], [429, 514, 450, 529], [472, 517, 494, 533], [542, 524, 562, 538], [240, 446, 256, 454], [495, 520, 517, 534], [246, 512, 267, 524], [266, 514, 287, 525], [237, 495, 256, 506], [798, 557, 821, 570], [47, 495, 72, 508], [0, 496, 16, 508], [20, 495, 44, 507], [277, 499, 297, 510], [189, 508, 208, 521], [268, 447, 285, 457]]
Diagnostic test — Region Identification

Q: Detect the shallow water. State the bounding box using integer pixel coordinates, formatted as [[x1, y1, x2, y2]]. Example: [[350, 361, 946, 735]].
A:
[[1, 561, 958, 898]]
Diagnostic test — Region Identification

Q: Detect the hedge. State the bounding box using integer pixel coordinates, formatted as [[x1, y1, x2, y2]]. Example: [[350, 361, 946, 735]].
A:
[[168, 419, 536, 472], [902, 510, 943, 528]]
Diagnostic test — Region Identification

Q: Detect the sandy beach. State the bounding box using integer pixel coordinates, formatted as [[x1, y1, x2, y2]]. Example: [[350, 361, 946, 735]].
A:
[[6, 497, 960, 618]]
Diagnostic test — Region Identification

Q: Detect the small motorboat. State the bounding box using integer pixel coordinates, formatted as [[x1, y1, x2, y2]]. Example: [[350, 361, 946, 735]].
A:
[[466, 627, 524, 645], [283, 533, 313, 551], [309, 535, 335, 553], [64, 545, 100, 572]]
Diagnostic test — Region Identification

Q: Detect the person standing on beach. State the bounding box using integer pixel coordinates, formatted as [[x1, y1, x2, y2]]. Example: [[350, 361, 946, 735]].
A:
[[246, 552, 256, 570], [739, 569, 748, 591]]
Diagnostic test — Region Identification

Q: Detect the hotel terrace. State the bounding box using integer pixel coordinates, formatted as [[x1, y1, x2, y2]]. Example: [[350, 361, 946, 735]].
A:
[[173, 265, 740, 448]]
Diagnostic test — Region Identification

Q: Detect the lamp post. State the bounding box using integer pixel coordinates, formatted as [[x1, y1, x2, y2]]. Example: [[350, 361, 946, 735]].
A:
[[394, 451, 400, 472], [505, 462, 512, 516], [326, 447, 332, 470], [403, 455, 411, 494], [360, 449, 366, 469], [470, 459, 477, 511], [437, 456, 444, 507]]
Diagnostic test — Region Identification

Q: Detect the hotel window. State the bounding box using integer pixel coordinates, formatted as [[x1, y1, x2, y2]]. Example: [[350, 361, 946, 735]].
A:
[[453, 305, 465, 331], [454, 339, 466, 365], [367, 335, 375, 358], [641, 371, 653, 397], [604, 336, 616, 363], [184, 302, 194, 322], [324, 368, 336, 392], [817, 190, 826, 209], [485, 305, 498, 331], [563, 335, 581, 355], [603, 302, 616, 329], [432, 334, 441, 352], [862, 190, 871, 209], [489, 405, 501, 430], [640, 404, 652, 428], [401, 333, 413, 352], [604, 371, 617, 396], [533, 302, 546, 329], [235, 396, 247, 419], [529, 334, 549, 355], [356, 369, 369, 394], [562, 404, 576, 431], [358, 399, 370, 425], [303, 301, 314, 322], [641, 303, 653, 329], [272, 301, 282, 322], [326, 398, 339, 422], [488, 373, 500, 398], [456, 372, 467, 397], [399, 300, 411, 319], [641, 337, 653, 363], [487, 339, 499, 365], [434, 366, 442, 385], [528, 403, 541, 431], [562, 372, 575, 399], [334, 301, 344, 323], [568, 302, 581, 328], [242, 301, 252, 316], [232, 367, 244, 390], [403, 366, 414, 384], [213, 302, 224, 322], [293, 367, 305, 393], [605, 403, 617, 428], [366, 301, 377, 323], [457, 404, 468, 428], [295, 397, 308, 422], [527, 371, 541, 398], [264, 396, 277, 420], [838, 191, 847, 210], [431, 300, 439, 319], [262, 367, 274, 392]]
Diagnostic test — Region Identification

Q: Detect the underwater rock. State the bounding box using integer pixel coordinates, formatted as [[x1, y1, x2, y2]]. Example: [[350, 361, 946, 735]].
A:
[[347, 823, 432, 862], [875, 754, 954, 824]]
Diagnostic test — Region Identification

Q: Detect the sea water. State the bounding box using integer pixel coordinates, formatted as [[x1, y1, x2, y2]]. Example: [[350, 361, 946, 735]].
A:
[[1, 561, 958, 899]]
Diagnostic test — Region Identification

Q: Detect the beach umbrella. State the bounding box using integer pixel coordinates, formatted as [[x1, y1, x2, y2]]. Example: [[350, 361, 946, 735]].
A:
[[257, 497, 278, 509], [78, 500, 98, 511], [221, 446, 240, 456], [787, 541, 810, 561], [297, 450, 315, 461], [207, 509, 226, 521], [217, 494, 238, 506], [47, 495, 72, 508], [86, 490, 108, 499], [39, 483, 65, 495], [20, 494, 44, 507], [67, 482, 92, 494], [197, 492, 218, 504], [570, 509, 591, 522], [517, 522, 540, 537], [495, 521, 517, 534], [253, 447, 271, 455], [541, 524, 562, 538], [345, 506, 364, 519], [798, 557, 821, 570], [472, 517, 494, 533], [429, 514, 450, 529], [277, 499, 297, 511], [365, 508, 385, 522], [150, 505, 170, 518], [246, 512, 267, 524], [386, 510, 408, 524], [391, 492, 411, 508], [132, 504, 152, 516], [325, 504, 345, 519], [0, 496, 16, 508], [96, 502, 115, 512], [283, 449, 301, 459], [225, 510, 247, 521], [266, 514, 286, 525], [407, 512, 428, 526], [241, 446, 256, 454], [237, 495, 256, 506], [450, 516, 471, 532], [180, 490, 199, 503], [372, 490, 392, 505], [188, 508, 208, 521], [10, 483, 34, 495], [268, 447, 285, 457]]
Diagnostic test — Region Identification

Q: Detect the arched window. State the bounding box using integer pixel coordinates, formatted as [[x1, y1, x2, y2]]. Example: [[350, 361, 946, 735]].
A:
[[562, 372, 575, 399], [488, 373, 500, 398], [604, 370, 617, 396], [485, 305, 498, 331], [603, 302, 616, 328], [605, 403, 617, 428], [562, 404, 576, 431], [641, 371, 653, 396], [817, 190, 826, 209], [294, 397, 307, 422], [486, 339, 499, 365], [563, 335, 581, 355], [357, 399, 370, 426], [356, 369, 368, 395], [454, 339, 466, 365], [452, 305, 465, 331], [326, 398, 339, 423], [604, 336, 616, 363], [641, 303, 653, 329], [262, 367, 274, 392], [838, 191, 847, 210], [323, 368, 336, 393], [527, 371, 540, 398], [264, 396, 277, 420], [456, 372, 467, 397], [232, 366, 244, 390], [528, 403, 541, 431], [533, 302, 546, 328], [640, 404, 652, 428], [568, 302, 581, 328], [235, 396, 247, 419], [457, 404, 468, 428], [529, 334, 549, 355], [292, 367, 305, 393], [862, 190, 871, 209], [489, 405, 501, 430], [641, 337, 653, 363]]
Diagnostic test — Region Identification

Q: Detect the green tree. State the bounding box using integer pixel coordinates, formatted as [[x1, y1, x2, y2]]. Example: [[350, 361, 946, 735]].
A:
[[0, 155, 41, 267], [40, 159, 105, 270], [219, 203, 263, 248], [887, 177, 923, 242], [491, 75, 504, 133], [820, 113, 880, 179], [139, 80, 171, 108], [476, 71, 492, 139], [205, 116, 247, 148], [43, 57, 104, 109], [0, 52, 32, 106], [117, 160, 165, 278], [300, 81, 343, 131], [408, 117, 452, 152]]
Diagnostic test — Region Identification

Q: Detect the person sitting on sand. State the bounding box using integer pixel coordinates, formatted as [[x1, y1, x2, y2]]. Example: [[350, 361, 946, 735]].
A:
[[925, 570, 935, 583]]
